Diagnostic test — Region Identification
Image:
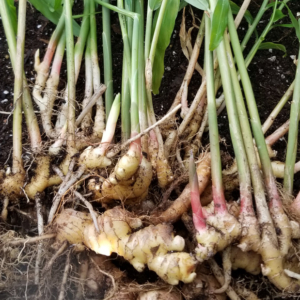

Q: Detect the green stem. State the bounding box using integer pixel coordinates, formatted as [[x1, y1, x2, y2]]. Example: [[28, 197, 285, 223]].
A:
[[262, 80, 295, 134], [74, 0, 90, 81], [240, 0, 269, 51], [91, 0, 105, 137], [227, 7, 282, 207], [121, 55, 131, 141], [125, 0, 134, 47], [145, 5, 153, 63], [95, 0, 136, 18], [224, 30, 271, 225], [65, 0, 76, 152], [0, 0, 41, 152], [118, 0, 131, 141], [102, 0, 114, 117], [244, 0, 279, 67], [205, 14, 226, 214], [95, 0, 140, 135], [223, 27, 258, 218], [149, 0, 168, 65], [81, 35, 94, 130], [12, 0, 27, 174], [136, 0, 148, 135], [117, 0, 131, 79], [131, 15, 141, 134], [283, 45, 300, 193]]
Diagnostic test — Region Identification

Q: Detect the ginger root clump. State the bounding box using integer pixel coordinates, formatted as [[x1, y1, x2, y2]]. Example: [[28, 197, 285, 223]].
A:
[[53, 207, 197, 285]]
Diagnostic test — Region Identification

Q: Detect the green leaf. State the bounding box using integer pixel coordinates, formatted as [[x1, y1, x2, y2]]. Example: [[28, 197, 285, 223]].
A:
[[285, 4, 300, 40], [184, 0, 209, 11], [6, 0, 17, 35], [265, 1, 285, 10], [259, 42, 286, 55], [273, 9, 286, 22], [149, 0, 162, 10], [179, 0, 188, 10], [272, 23, 293, 28], [209, 0, 229, 51], [49, 0, 62, 12], [230, 1, 253, 25], [152, 0, 180, 94], [28, 0, 81, 37]]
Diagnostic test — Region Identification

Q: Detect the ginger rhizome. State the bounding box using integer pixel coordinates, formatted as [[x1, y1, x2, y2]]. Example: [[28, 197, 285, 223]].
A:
[[53, 207, 197, 285]]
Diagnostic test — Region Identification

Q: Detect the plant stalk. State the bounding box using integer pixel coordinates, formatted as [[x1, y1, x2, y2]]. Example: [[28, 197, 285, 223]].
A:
[[102, 0, 114, 117], [65, 0, 76, 152], [0, 0, 41, 152], [205, 13, 226, 214], [12, 0, 27, 174], [283, 45, 300, 193]]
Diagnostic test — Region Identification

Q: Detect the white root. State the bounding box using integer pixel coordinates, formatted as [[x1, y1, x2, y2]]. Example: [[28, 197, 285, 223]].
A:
[[209, 259, 241, 300], [57, 251, 71, 300], [34, 194, 44, 284], [48, 159, 86, 224], [89, 254, 117, 300], [213, 246, 232, 294]]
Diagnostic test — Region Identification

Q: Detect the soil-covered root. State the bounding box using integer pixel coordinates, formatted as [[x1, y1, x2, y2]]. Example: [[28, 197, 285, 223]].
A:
[[88, 156, 152, 204], [85, 252, 127, 299], [138, 289, 182, 300], [150, 152, 211, 224], [0, 171, 25, 200], [0, 155, 61, 200], [182, 264, 227, 300], [53, 207, 197, 284]]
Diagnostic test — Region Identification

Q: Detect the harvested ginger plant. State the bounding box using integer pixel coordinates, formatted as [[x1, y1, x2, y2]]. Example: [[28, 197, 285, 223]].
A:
[[1, 0, 300, 299]]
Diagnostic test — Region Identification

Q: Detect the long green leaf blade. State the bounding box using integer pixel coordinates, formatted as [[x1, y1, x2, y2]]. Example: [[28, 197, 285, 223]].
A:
[[152, 0, 180, 95], [184, 0, 208, 10], [285, 4, 300, 40], [209, 0, 229, 51], [149, 0, 162, 10], [27, 0, 81, 36], [6, 0, 17, 34], [259, 42, 286, 55]]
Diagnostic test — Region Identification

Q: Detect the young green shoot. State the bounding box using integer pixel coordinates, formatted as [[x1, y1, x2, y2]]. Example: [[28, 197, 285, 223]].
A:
[[0, 0, 41, 152], [191, 13, 241, 264], [12, 0, 27, 175], [65, 0, 76, 153], [91, 0, 105, 138], [79, 94, 120, 169], [284, 34, 300, 193], [102, 0, 114, 117], [227, 6, 299, 292]]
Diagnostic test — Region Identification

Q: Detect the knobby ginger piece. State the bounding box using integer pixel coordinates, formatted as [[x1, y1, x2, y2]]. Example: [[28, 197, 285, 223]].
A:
[[53, 207, 197, 285]]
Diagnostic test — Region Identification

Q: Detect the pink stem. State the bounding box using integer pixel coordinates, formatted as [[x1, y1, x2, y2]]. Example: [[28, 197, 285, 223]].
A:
[[43, 39, 60, 69], [191, 188, 206, 231], [190, 154, 206, 231]]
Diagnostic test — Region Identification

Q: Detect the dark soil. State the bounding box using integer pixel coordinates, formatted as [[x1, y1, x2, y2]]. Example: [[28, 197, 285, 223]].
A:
[[1, 1, 300, 299]]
